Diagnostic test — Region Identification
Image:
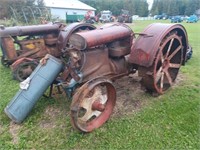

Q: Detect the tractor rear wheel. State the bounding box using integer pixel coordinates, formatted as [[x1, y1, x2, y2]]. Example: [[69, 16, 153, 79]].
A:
[[13, 61, 38, 81], [70, 78, 116, 132], [139, 32, 183, 94]]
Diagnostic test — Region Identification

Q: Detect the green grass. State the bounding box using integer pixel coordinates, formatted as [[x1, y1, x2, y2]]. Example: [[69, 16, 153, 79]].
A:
[[0, 20, 199, 149]]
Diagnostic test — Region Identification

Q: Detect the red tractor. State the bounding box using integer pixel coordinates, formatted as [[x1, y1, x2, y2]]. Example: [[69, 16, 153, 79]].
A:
[[0, 22, 95, 81], [118, 9, 132, 23], [4, 22, 189, 133]]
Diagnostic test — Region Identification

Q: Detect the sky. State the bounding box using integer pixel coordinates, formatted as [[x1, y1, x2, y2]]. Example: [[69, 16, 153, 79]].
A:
[[147, 0, 153, 10]]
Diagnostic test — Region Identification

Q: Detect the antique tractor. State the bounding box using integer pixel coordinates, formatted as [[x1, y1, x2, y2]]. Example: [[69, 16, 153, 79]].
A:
[[117, 9, 132, 23], [4, 22, 188, 133], [0, 22, 63, 81], [0, 22, 96, 81]]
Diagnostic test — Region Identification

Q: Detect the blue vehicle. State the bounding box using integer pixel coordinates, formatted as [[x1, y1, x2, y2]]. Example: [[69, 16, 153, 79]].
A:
[[171, 16, 183, 23], [186, 15, 198, 23], [154, 13, 168, 20]]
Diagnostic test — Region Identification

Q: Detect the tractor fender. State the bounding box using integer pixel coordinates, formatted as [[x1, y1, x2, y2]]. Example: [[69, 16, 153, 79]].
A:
[[129, 23, 188, 67], [57, 22, 96, 50]]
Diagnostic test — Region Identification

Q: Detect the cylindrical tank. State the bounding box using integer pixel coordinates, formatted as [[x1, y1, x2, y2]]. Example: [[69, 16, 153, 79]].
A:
[[4, 54, 63, 123], [69, 25, 133, 50]]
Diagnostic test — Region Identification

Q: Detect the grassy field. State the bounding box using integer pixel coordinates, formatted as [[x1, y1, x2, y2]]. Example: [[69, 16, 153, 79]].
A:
[[0, 20, 199, 149]]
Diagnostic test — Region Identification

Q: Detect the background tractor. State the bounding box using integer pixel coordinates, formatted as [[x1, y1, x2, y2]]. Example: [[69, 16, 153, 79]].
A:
[[117, 9, 132, 23], [0, 22, 96, 81]]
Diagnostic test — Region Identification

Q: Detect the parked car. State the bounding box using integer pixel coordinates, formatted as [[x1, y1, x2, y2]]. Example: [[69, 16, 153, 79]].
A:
[[154, 15, 163, 19], [154, 13, 168, 20], [171, 16, 183, 23], [186, 15, 198, 23]]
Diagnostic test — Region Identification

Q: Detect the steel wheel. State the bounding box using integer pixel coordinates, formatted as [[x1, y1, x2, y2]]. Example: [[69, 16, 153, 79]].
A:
[[141, 32, 183, 94], [70, 78, 116, 132], [13, 61, 38, 81]]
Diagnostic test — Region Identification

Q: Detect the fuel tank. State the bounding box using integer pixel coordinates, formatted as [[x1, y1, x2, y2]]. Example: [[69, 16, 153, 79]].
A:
[[4, 54, 63, 123], [69, 25, 133, 50]]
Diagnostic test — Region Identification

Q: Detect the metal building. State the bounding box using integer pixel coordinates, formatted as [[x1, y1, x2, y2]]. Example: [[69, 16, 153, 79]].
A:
[[44, 0, 96, 22]]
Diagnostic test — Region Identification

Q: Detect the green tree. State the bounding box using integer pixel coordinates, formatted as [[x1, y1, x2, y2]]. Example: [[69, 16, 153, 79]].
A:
[[80, 0, 149, 17], [151, 0, 200, 16], [0, 0, 47, 23]]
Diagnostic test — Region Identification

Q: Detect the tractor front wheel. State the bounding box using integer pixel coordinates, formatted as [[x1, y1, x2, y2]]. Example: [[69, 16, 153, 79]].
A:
[[70, 78, 116, 132]]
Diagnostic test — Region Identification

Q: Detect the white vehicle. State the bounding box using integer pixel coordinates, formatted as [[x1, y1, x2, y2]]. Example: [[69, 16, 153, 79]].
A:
[[99, 10, 114, 23]]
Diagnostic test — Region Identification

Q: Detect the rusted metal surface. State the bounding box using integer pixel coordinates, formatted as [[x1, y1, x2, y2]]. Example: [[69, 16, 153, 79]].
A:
[[69, 25, 133, 50], [13, 61, 38, 81], [1, 37, 17, 61], [70, 77, 116, 132], [0, 23, 62, 37], [2, 22, 189, 133], [11, 57, 37, 71], [10, 57, 38, 81], [138, 33, 183, 94], [57, 22, 189, 132], [57, 22, 96, 50], [129, 23, 188, 67], [0, 23, 65, 81], [79, 47, 129, 82]]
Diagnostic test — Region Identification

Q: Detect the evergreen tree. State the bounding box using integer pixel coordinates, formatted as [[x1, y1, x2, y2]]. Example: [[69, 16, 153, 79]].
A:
[[80, 0, 149, 17], [151, 0, 200, 16]]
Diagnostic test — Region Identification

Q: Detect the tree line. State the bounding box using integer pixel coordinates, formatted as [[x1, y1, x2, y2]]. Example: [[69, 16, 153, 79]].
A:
[[151, 0, 200, 16], [0, 0, 199, 21], [80, 0, 149, 17], [81, 0, 199, 17]]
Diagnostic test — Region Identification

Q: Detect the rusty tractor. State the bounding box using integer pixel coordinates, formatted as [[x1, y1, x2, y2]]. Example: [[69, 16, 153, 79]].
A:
[[0, 22, 63, 81], [3, 22, 188, 133], [0, 22, 96, 81], [53, 22, 188, 132], [117, 9, 132, 23]]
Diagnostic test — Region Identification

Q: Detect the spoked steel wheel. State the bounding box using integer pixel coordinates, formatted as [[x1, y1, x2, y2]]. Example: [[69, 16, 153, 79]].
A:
[[70, 78, 116, 132], [13, 61, 38, 81], [141, 32, 183, 94]]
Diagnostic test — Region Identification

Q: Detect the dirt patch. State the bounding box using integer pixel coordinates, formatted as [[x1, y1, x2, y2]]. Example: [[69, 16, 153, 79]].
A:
[[173, 72, 185, 87], [112, 72, 185, 118], [9, 122, 21, 144], [112, 74, 145, 118], [39, 106, 62, 129]]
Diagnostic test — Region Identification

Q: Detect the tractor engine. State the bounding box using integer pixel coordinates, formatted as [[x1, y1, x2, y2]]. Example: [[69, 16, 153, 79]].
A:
[[67, 24, 134, 83]]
